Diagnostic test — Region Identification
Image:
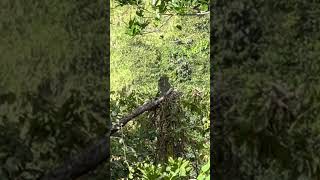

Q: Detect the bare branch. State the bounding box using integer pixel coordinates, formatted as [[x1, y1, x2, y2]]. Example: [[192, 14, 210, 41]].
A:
[[111, 88, 175, 135]]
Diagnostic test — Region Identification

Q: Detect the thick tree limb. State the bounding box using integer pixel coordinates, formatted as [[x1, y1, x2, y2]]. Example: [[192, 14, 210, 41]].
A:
[[111, 88, 174, 135], [40, 88, 177, 180]]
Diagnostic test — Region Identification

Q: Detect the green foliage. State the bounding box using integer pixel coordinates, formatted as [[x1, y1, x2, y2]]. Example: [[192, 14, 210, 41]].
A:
[[111, 0, 209, 36], [111, 0, 209, 178], [116, 0, 142, 6], [197, 160, 210, 180], [129, 157, 209, 179], [126, 16, 149, 36]]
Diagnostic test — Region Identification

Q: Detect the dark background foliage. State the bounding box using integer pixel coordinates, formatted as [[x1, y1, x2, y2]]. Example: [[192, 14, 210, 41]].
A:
[[212, 0, 320, 179], [0, 0, 109, 179]]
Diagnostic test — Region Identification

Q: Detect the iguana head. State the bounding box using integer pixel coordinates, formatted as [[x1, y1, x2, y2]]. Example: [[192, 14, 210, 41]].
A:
[[158, 75, 171, 95]]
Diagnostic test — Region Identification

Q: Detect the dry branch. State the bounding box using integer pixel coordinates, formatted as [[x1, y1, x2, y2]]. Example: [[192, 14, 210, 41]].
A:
[[39, 88, 178, 180], [111, 88, 174, 135]]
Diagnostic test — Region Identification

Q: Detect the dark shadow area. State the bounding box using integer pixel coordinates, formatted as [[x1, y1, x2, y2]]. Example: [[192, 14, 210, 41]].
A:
[[0, 0, 110, 179], [211, 0, 320, 179]]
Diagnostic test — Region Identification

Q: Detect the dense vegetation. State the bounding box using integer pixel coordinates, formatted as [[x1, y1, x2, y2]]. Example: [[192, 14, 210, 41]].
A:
[[0, 0, 209, 179], [0, 0, 109, 179], [110, 0, 210, 179], [212, 1, 320, 179], [3, 0, 319, 179]]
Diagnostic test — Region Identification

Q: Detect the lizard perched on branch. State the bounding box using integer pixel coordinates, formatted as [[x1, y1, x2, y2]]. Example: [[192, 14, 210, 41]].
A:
[[156, 75, 185, 162]]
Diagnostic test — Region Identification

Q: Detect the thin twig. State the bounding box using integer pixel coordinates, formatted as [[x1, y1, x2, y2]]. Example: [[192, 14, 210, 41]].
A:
[[161, 11, 210, 16], [141, 14, 173, 35]]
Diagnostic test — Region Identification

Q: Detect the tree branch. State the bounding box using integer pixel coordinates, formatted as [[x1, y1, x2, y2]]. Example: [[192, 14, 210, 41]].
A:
[[39, 88, 178, 180], [111, 88, 174, 135]]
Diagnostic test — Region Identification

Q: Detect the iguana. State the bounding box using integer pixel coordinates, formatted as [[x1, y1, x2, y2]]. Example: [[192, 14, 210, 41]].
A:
[[155, 75, 185, 163]]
